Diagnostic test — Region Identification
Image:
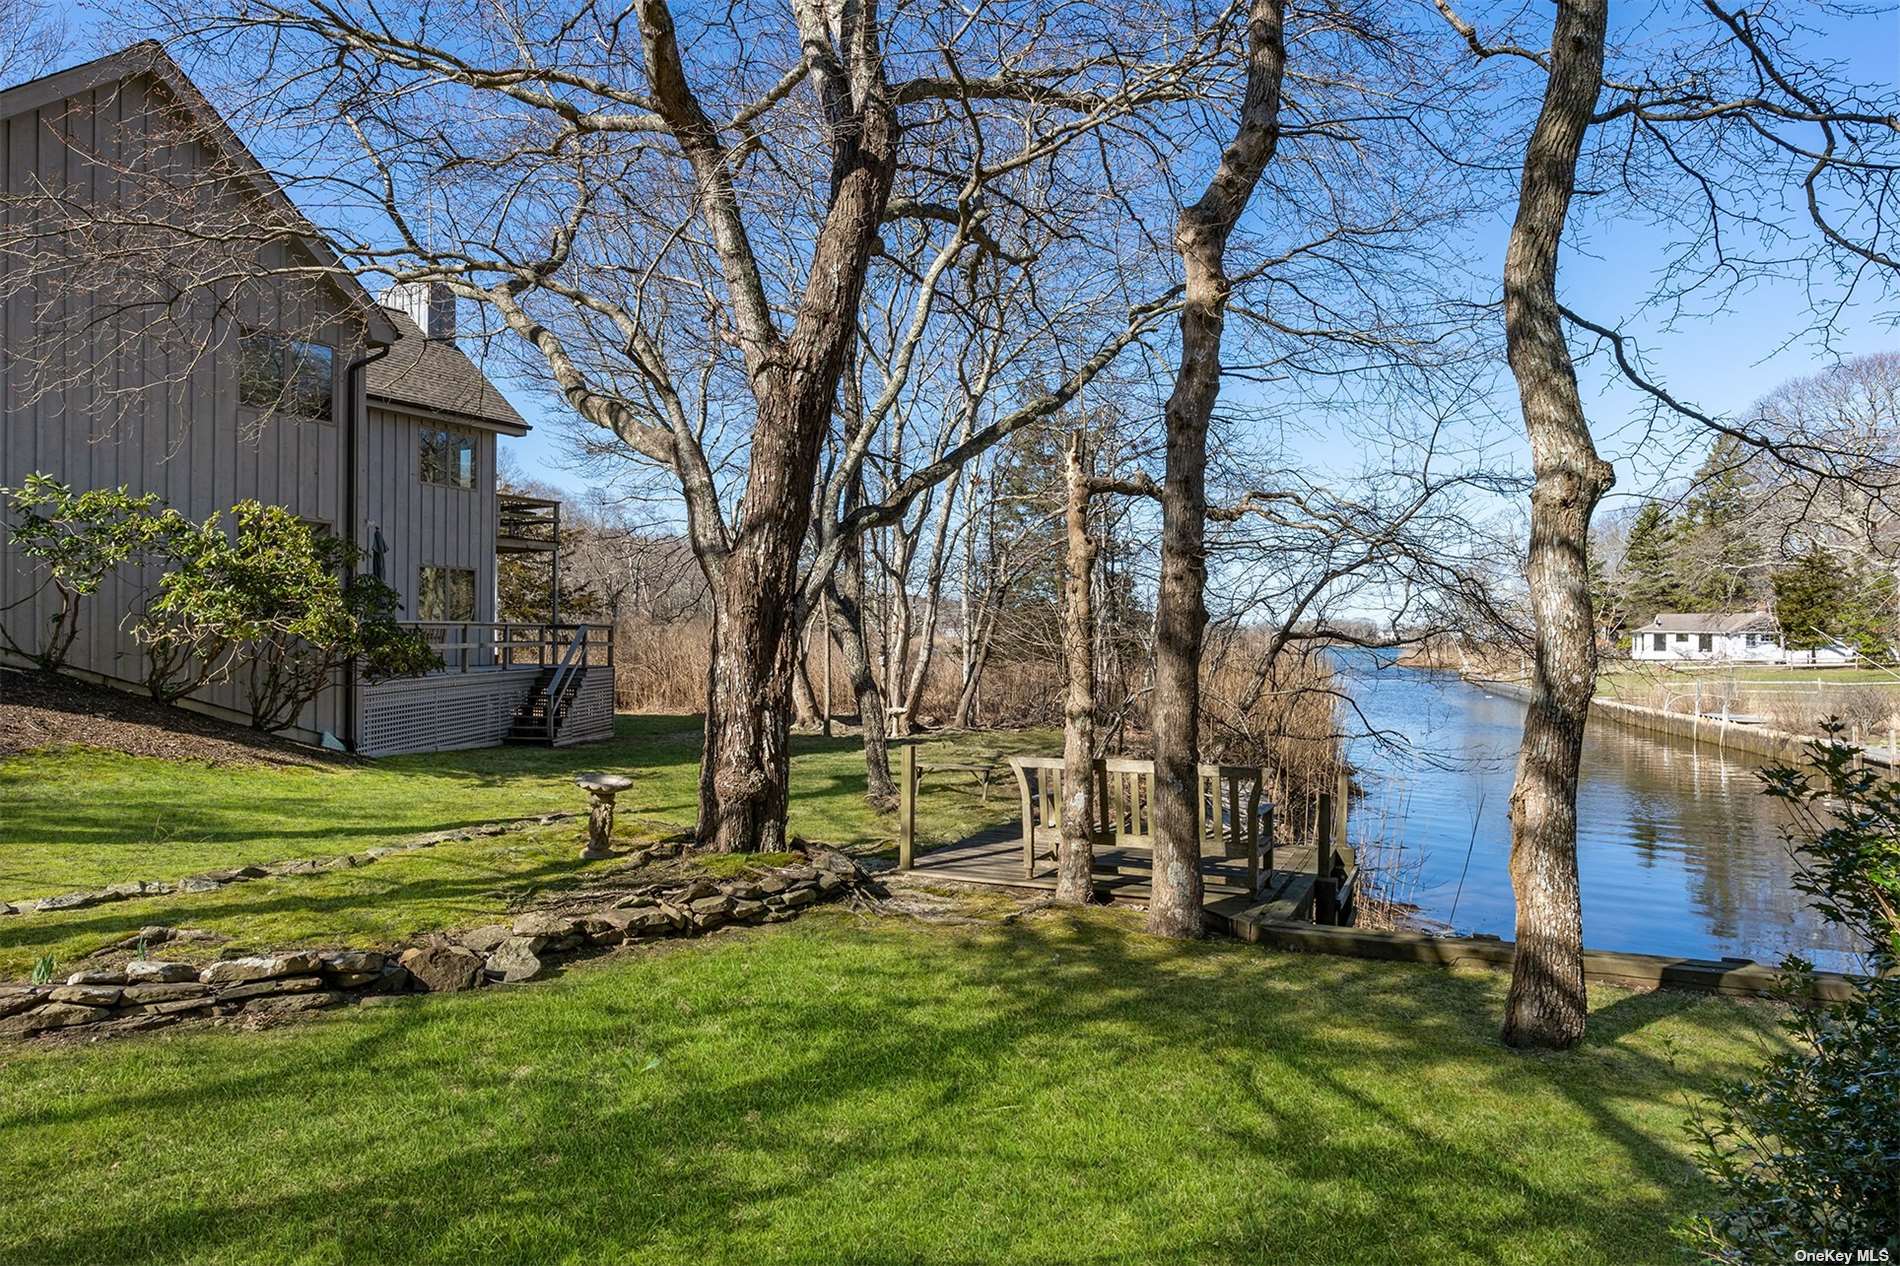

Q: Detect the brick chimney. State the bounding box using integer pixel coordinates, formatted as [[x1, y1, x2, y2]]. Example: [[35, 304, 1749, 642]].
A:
[[379, 281, 456, 338]]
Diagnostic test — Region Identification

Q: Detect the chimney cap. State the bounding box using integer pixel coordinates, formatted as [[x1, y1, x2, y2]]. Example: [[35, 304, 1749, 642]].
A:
[[379, 280, 457, 339]]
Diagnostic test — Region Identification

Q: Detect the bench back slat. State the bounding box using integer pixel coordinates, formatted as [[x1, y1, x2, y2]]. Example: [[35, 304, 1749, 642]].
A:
[[1008, 756, 1268, 859]]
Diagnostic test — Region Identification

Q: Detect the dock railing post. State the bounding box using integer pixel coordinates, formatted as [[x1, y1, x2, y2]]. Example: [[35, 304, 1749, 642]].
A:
[[898, 740, 916, 871], [1314, 787, 1337, 925]]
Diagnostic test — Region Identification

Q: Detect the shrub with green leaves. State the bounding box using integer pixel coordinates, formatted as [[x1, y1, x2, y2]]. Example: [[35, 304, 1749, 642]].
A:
[[0, 474, 175, 670], [1684, 727, 1900, 1260], [141, 501, 438, 731]]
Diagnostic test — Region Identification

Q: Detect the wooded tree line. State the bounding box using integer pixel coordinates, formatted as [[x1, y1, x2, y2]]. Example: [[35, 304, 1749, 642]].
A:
[[6, 0, 1898, 1052], [1596, 353, 1900, 652]]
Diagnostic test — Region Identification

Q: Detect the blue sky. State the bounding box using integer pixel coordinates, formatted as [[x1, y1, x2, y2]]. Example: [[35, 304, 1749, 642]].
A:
[[52, 2, 1900, 516]]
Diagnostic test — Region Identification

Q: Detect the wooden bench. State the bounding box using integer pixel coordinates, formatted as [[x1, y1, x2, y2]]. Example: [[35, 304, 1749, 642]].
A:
[[1008, 756, 1273, 893]]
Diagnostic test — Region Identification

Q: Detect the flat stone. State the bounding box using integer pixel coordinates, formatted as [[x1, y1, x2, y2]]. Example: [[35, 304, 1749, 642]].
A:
[[679, 880, 719, 901], [125, 960, 200, 985], [35, 891, 102, 912], [122, 982, 211, 1004], [49, 984, 124, 1007], [215, 976, 324, 1003], [65, 969, 127, 986], [244, 991, 343, 1016], [0, 988, 47, 1019], [459, 925, 512, 955], [779, 865, 819, 883], [816, 872, 847, 894], [581, 907, 672, 943], [133, 996, 216, 1017], [104, 880, 174, 899], [689, 895, 735, 916], [484, 937, 548, 983], [200, 953, 323, 985], [177, 876, 223, 893], [234, 866, 270, 880], [0, 901, 16, 916], [730, 900, 767, 922], [398, 944, 485, 993], [93, 1013, 180, 1037], [723, 881, 765, 902], [511, 912, 578, 940], [774, 887, 819, 909], [328, 971, 381, 988], [608, 894, 657, 911], [476, 823, 508, 837], [756, 874, 791, 895], [0, 1003, 110, 1036], [320, 950, 385, 975]]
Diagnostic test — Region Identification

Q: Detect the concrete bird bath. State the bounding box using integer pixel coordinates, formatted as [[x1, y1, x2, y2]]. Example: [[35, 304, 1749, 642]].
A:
[[575, 772, 634, 859]]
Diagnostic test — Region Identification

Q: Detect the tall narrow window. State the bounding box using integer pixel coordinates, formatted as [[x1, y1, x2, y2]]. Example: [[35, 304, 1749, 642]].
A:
[[419, 428, 477, 489], [417, 566, 477, 621], [1698, 633, 1713, 652], [238, 329, 335, 420], [1652, 633, 1666, 652]]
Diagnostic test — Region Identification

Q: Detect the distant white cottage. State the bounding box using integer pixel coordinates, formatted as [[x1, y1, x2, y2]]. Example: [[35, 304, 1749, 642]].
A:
[[1629, 612, 1855, 665]]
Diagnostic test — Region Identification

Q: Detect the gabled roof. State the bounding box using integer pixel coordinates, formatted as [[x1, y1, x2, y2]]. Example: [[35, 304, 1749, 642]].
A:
[[0, 42, 398, 347], [365, 310, 529, 435], [1637, 612, 1779, 635]]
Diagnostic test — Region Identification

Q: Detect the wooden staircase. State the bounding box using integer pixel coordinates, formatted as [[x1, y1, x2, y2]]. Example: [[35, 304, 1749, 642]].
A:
[[505, 651, 589, 746]]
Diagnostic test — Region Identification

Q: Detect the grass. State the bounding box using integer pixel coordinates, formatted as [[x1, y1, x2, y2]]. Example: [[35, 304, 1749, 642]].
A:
[[0, 718, 1048, 976], [0, 715, 1049, 898], [0, 906, 1775, 1265]]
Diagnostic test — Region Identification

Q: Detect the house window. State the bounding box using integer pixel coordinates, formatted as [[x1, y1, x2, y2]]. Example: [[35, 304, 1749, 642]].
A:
[[416, 566, 477, 621], [1698, 634, 1712, 652], [1652, 633, 1666, 652], [420, 428, 477, 490], [238, 329, 335, 419], [1674, 633, 1688, 643], [1744, 633, 1759, 648]]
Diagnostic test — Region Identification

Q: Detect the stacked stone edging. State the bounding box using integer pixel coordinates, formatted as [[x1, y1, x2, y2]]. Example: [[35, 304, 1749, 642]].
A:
[[0, 812, 582, 917], [0, 847, 868, 1042]]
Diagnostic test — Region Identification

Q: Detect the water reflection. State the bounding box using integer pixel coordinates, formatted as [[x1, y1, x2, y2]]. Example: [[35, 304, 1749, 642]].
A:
[[1339, 655, 1862, 971]]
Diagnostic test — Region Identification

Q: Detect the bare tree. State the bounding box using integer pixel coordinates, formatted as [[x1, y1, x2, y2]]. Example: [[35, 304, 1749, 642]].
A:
[[1148, 0, 1286, 939]]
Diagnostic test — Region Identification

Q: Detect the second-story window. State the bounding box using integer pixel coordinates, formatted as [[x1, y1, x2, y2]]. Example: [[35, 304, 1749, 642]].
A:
[[420, 428, 476, 489], [238, 329, 335, 420]]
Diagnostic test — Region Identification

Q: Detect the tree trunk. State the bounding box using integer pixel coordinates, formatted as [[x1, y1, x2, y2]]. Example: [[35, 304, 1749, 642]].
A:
[[1499, 0, 1612, 1050], [791, 605, 820, 728], [829, 566, 898, 804], [1057, 434, 1099, 905], [699, 539, 802, 852], [1148, 0, 1286, 940]]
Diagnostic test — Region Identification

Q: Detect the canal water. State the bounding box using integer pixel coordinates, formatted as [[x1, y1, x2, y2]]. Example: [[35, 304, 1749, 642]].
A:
[[1338, 654, 1864, 972]]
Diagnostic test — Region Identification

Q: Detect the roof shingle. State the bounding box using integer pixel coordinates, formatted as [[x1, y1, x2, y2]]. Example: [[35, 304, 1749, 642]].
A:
[[365, 310, 528, 434]]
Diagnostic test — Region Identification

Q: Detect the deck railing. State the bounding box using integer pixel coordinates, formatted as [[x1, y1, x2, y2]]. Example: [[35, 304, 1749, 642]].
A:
[[400, 622, 614, 673]]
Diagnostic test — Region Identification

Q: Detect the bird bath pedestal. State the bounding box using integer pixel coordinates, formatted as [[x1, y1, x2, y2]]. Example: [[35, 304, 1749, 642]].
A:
[[575, 772, 634, 860]]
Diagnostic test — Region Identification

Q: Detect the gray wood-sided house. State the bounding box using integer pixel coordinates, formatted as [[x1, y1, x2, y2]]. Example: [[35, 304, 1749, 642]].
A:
[[0, 44, 613, 755]]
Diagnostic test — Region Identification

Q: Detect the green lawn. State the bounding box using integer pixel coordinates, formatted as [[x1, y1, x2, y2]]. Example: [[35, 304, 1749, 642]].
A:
[[0, 719, 1046, 976], [0, 906, 1774, 1265], [0, 716, 1048, 898]]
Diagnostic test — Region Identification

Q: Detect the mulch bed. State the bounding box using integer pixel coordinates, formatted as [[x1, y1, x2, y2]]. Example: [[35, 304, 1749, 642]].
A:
[[0, 669, 350, 767]]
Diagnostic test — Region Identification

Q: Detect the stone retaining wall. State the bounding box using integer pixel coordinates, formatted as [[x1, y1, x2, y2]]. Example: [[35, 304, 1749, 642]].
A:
[[0, 848, 867, 1042]]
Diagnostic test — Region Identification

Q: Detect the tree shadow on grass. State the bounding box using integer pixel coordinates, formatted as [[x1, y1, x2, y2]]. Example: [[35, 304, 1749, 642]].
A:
[[0, 909, 1775, 1264]]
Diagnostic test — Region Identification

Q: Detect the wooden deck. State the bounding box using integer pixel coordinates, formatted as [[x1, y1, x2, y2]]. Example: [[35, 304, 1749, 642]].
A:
[[907, 824, 1338, 919]]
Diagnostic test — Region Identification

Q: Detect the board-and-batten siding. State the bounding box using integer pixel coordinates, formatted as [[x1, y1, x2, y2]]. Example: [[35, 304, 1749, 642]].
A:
[[356, 408, 498, 626], [1, 73, 359, 742]]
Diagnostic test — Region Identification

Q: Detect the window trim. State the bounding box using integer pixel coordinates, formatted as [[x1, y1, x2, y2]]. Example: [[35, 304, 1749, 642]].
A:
[[416, 564, 478, 622], [418, 426, 478, 492], [236, 327, 338, 424]]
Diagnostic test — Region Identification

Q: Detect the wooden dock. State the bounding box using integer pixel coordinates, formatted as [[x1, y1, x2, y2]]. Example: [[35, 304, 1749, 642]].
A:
[[907, 824, 1342, 921]]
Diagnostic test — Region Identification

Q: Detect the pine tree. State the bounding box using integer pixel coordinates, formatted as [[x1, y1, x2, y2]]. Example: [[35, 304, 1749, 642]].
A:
[[1617, 502, 1689, 625]]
